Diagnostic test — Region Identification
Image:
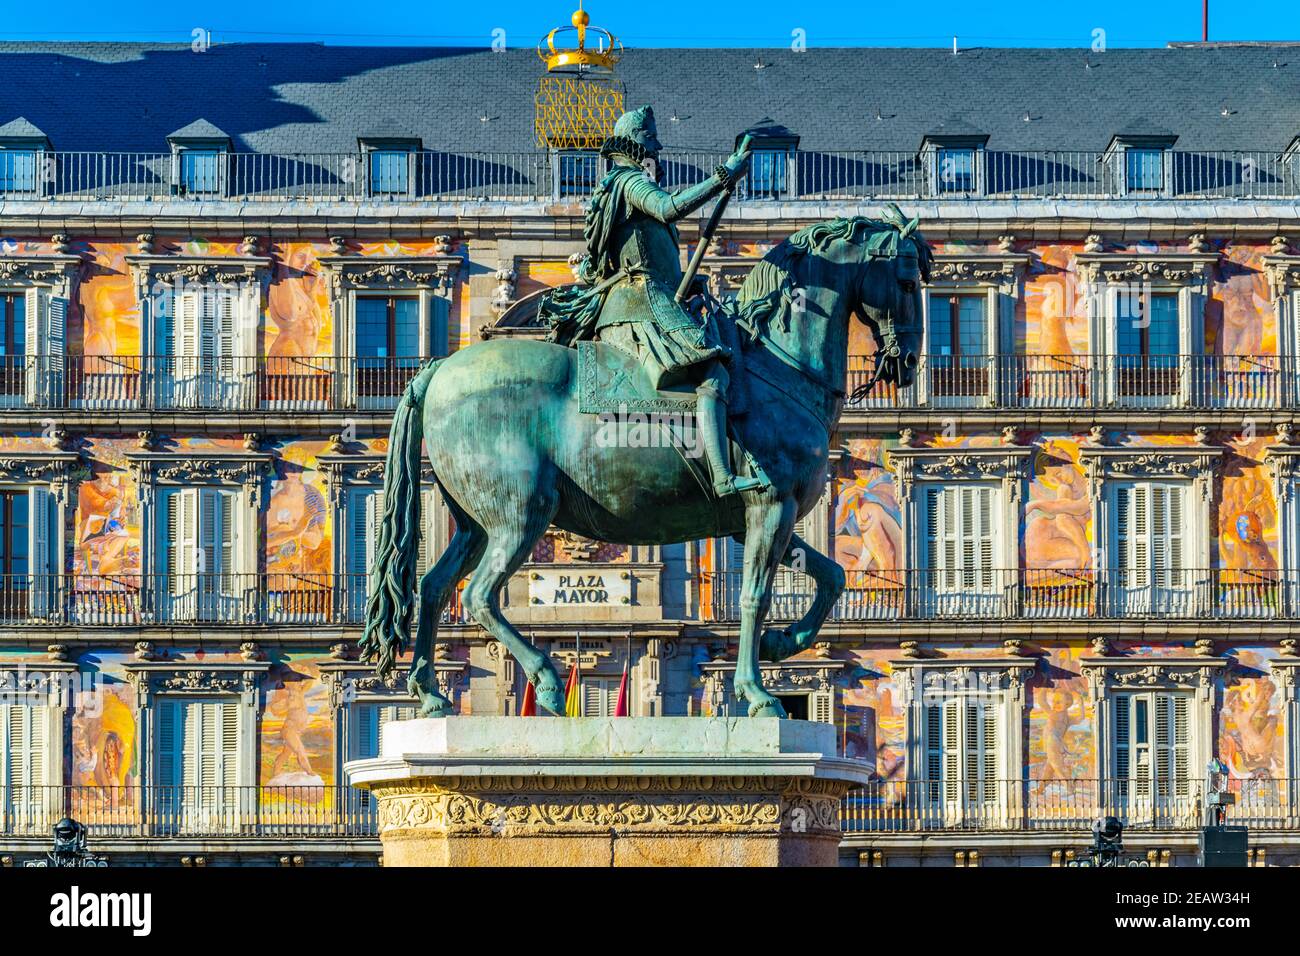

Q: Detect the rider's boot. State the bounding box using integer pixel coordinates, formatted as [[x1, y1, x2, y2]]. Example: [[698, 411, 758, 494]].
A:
[[698, 370, 766, 498]]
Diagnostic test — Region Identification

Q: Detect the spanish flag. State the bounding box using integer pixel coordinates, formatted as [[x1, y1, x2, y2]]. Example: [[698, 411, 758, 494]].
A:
[[564, 662, 582, 717], [519, 680, 536, 717]]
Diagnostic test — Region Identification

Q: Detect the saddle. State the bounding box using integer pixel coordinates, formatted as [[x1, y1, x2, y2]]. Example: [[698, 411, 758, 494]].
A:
[[576, 310, 750, 417]]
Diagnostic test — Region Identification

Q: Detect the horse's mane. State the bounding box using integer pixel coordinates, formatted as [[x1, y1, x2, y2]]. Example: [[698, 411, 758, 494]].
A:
[[735, 209, 933, 334]]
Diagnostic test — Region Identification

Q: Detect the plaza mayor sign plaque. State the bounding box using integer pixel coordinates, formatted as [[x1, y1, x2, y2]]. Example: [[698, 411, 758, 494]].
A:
[[529, 568, 631, 606]]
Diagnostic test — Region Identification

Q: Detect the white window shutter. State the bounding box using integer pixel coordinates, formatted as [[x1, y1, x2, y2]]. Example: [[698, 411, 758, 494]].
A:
[[417, 487, 439, 578], [924, 702, 943, 783], [942, 698, 960, 801], [365, 488, 386, 579], [157, 699, 180, 788], [1113, 694, 1130, 783], [219, 700, 239, 789], [23, 287, 47, 404], [27, 486, 55, 617], [812, 691, 832, 724]]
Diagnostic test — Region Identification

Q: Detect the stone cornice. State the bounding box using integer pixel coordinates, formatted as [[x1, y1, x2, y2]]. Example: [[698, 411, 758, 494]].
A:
[[1073, 250, 1219, 286], [122, 659, 271, 707], [888, 444, 1032, 500], [930, 251, 1032, 295], [125, 254, 272, 297], [318, 659, 467, 707], [1262, 253, 1300, 299], [0, 253, 81, 290], [316, 453, 387, 506], [315, 254, 462, 296], [1079, 655, 1226, 699], [124, 450, 274, 507], [0, 450, 87, 505], [1078, 443, 1222, 481]]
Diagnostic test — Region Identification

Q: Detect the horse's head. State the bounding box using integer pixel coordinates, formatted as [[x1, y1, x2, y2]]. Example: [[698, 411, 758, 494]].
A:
[[853, 208, 930, 391]]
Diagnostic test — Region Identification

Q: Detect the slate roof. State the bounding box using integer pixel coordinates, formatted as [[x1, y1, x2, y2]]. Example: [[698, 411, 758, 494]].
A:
[[0, 42, 1298, 153]]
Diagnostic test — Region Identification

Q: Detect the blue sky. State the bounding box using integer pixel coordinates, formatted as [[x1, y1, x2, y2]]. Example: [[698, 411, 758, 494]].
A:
[[3, 0, 1298, 47]]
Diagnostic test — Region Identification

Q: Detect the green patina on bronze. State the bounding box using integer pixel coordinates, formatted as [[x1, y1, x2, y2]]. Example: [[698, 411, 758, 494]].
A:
[[360, 109, 931, 718]]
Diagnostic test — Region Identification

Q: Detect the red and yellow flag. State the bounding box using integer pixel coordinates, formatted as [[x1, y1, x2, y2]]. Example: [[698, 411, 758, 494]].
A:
[[519, 680, 536, 717], [613, 660, 629, 717], [564, 662, 582, 717]]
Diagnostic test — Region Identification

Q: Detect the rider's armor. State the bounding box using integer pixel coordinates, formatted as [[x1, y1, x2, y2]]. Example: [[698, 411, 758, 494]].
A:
[[551, 105, 764, 498]]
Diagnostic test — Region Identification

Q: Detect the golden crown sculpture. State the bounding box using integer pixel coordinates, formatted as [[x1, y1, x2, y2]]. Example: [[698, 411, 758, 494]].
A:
[[534, 3, 625, 149], [537, 2, 623, 72]]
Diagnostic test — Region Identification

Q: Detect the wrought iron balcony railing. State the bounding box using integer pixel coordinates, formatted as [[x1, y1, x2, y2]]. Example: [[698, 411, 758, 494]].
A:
[[0, 574, 468, 627], [701, 567, 1289, 623], [1, 355, 428, 412], [846, 353, 1287, 410], [840, 777, 1300, 833], [1, 150, 1297, 203], [0, 785, 378, 839]]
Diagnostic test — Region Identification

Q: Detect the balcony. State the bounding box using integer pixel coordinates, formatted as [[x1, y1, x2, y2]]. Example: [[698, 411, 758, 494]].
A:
[[839, 777, 1300, 833], [847, 353, 1286, 411], [2, 149, 1298, 203], [0, 574, 468, 627], [701, 568, 1289, 623], [0, 785, 377, 839], [2, 355, 426, 412]]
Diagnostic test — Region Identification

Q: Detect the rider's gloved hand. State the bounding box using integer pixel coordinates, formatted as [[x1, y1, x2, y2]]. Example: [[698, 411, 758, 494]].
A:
[[721, 145, 752, 181]]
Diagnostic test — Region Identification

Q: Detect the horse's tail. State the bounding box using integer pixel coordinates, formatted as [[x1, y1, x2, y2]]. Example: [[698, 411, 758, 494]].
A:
[[359, 359, 442, 676]]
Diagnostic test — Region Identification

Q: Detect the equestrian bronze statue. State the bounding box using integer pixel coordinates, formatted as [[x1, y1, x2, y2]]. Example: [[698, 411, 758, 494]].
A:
[[361, 105, 928, 717]]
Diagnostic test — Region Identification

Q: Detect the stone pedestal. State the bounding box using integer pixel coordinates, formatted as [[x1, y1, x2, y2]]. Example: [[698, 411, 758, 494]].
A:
[[346, 717, 867, 867]]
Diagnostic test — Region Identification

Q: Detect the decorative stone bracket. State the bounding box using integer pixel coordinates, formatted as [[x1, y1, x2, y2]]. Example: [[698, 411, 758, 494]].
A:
[[1262, 253, 1300, 301], [699, 658, 847, 722], [125, 254, 272, 300], [316, 255, 462, 298], [888, 656, 1037, 707], [1079, 656, 1226, 704], [316, 454, 387, 510], [1078, 444, 1222, 502], [1074, 251, 1219, 289], [888, 445, 1032, 506], [0, 451, 86, 506], [122, 660, 270, 710]]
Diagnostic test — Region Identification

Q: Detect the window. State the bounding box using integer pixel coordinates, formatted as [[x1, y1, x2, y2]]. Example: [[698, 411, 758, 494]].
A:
[[345, 484, 439, 621], [747, 150, 788, 200], [0, 150, 38, 194], [581, 675, 623, 718], [929, 293, 989, 398], [1, 702, 51, 831], [1111, 481, 1190, 614], [159, 486, 237, 623], [1116, 291, 1179, 400], [0, 293, 24, 400], [0, 487, 55, 620], [178, 149, 221, 197], [558, 151, 599, 197], [368, 150, 411, 196], [922, 694, 1003, 820], [921, 483, 999, 616], [1110, 692, 1192, 823], [155, 697, 240, 832], [1125, 148, 1165, 192], [936, 147, 975, 194], [355, 295, 420, 401], [349, 702, 417, 761], [155, 285, 251, 408]]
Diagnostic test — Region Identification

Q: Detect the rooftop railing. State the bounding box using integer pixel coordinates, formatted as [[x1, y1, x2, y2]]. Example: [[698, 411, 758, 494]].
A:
[[0, 149, 1297, 203]]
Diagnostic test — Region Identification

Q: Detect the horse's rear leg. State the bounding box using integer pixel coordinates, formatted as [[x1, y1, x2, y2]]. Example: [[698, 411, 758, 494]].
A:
[[461, 499, 565, 715], [408, 521, 486, 716]]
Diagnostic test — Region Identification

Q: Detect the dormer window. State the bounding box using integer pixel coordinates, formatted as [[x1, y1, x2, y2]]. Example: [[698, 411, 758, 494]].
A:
[[1105, 122, 1177, 197], [0, 117, 50, 198], [359, 134, 420, 198], [1285, 135, 1300, 191], [557, 150, 600, 197], [738, 119, 799, 201], [920, 119, 988, 197], [167, 119, 231, 198]]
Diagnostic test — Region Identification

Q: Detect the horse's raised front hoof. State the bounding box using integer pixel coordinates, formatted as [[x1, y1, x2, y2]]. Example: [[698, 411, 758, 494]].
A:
[[759, 627, 802, 662], [530, 662, 566, 716]]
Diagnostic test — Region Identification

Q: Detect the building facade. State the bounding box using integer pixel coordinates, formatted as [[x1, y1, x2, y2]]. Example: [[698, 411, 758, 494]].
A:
[[2, 37, 1300, 865]]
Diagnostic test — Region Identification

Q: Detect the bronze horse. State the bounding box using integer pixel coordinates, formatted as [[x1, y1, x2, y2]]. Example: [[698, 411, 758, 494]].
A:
[[361, 209, 928, 716]]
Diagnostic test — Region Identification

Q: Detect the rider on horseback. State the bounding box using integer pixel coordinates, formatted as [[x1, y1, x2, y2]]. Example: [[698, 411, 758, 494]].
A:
[[542, 105, 765, 498]]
